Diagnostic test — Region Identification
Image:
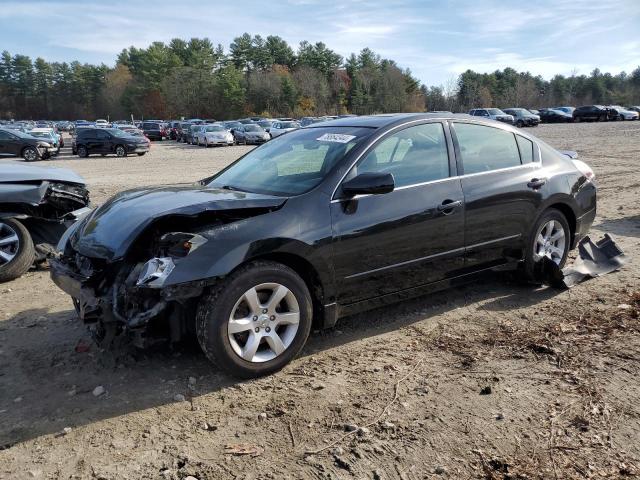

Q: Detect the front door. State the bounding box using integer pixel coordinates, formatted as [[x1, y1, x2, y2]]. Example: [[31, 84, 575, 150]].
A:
[[331, 122, 465, 304]]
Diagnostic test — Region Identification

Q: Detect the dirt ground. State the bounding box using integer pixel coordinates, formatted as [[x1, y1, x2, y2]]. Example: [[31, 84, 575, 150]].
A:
[[0, 122, 639, 480]]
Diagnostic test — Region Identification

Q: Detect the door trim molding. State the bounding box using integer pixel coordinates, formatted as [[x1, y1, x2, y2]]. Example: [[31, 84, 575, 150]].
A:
[[343, 233, 521, 280]]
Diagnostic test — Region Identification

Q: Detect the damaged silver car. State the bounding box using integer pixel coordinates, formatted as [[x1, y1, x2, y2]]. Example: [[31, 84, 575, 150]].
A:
[[0, 164, 90, 282]]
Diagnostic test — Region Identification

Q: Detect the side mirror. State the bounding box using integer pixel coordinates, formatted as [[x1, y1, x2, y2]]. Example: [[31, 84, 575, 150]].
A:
[[342, 172, 394, 197]]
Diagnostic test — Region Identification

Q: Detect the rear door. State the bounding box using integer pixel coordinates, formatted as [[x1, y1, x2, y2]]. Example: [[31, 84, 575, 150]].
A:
[[451, 121, 543, 270], [331, 121, 465, 304], [0, 130, 15, 156]]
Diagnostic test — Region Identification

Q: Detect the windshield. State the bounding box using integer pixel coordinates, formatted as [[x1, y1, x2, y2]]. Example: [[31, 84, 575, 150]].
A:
[[280, 122, 299, 129], [207, 126, 373, 196], [6, 129, 33, 139], [488, 109, 505, 115], [244, 125, 263, 132], [258, 121, 272, 128], [206, 126, 224, 132], [30, 132, 52, 139], [108, 128, 130, 138]]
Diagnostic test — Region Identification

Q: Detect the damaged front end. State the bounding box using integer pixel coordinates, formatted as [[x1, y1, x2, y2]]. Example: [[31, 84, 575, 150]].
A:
[[50, 185, 287, 348], [0, 165, 90, 260]]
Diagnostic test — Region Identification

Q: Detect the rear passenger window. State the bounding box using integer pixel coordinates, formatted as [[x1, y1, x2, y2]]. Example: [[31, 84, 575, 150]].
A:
[[454, 123, 522, 174], [516, 135, 534, 163], [354, 123, 450, 187]]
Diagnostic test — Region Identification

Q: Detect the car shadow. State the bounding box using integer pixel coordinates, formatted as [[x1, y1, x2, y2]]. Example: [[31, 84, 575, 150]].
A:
[[0, 272, 564, 447], [595, 214, 640, 238]]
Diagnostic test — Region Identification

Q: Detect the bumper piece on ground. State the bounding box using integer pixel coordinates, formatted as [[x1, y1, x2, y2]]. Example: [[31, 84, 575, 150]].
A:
[[534, 234, 627, 288]]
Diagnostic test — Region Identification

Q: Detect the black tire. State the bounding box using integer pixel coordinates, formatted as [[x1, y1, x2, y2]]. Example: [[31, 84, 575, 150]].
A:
[[0, 219, 35, 283], [196, 261, 313, 378], [522, 208, 571, 281], [516, 120, 524, 128], [77, 145, 88, 158], [137, 152, 146, 156], [22, 146, 39, 162], [115, 145, 127, 157], [574, 116, 580, 123], [619, 114, 625, 121]]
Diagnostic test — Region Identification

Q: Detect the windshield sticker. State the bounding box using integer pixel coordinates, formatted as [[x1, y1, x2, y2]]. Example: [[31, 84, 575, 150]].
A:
[[316, 133, 356, 143]]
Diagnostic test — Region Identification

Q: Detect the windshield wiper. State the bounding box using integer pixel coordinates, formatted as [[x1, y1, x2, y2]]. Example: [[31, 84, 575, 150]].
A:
[[220, 185, 249, 192]]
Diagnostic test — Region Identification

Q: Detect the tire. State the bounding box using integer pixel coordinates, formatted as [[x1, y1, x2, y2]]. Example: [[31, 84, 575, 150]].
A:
[[598, 115, 606, 122], [0, 219, 35, 283], [522, 209, 571, 281], [196, 261, 313, 378], [22, 146, 39, 162], [516, 120, 524, 128], [137, 152, 146, 156], [115, 145, 127, 157], [619, 114, 625, 121], [77, 145, 88, 158], [574, 116, 580, 123]]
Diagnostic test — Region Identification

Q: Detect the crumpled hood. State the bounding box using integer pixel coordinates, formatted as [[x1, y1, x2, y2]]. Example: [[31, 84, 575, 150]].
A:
[[70, 184, 287, 260], [0, 163, 85, 185]]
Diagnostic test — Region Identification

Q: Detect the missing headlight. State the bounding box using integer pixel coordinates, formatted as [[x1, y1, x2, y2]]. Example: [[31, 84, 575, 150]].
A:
[[158, 232, 207, 258], [137, 257, 175, 287]]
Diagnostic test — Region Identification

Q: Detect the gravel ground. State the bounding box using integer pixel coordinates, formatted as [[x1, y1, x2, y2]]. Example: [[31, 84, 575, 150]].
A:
[[0, 122, 639, 479]]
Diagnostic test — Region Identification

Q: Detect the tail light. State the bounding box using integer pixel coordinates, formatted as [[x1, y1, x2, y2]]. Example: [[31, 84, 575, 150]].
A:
[[573, 159, 595, 181]]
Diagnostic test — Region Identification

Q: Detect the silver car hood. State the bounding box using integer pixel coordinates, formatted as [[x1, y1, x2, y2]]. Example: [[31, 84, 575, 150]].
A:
[[0, 163, 86, 185]]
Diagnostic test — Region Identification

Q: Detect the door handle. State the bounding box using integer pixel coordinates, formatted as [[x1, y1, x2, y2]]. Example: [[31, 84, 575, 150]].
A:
[[527, 177, 547, 189], [437, 199, 462, 212]]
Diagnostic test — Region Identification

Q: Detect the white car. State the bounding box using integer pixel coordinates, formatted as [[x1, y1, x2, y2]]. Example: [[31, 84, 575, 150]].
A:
[[269, 121, 300, 138], [610, 106, 639, 121], [197, 124, 234, 147], [95, 119, 109, 127]]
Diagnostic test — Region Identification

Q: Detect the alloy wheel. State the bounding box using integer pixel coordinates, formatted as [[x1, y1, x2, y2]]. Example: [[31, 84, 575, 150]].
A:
[[23, 148, 37, 162], [0, 222, 20, 265], [227, 283, 300, 363], [533, 220, 566, 265]]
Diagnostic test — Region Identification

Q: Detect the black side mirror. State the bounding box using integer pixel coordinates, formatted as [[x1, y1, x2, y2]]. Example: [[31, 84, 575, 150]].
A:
[[342, 172, 395, 197]]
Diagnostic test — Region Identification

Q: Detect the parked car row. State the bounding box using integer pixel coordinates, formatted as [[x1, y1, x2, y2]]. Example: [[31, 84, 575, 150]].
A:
[[468, 105, 639, 126]]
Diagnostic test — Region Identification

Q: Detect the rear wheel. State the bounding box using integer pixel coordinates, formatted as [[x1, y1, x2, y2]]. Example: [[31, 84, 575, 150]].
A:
[[0, 219, 35, 283], [196, 261, 312, 378], [522, 209, 570, 280]]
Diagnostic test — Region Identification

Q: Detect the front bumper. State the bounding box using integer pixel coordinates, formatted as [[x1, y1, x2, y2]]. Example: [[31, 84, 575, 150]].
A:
[[206, 137, 234, 145], [127, 144, 150, 153]]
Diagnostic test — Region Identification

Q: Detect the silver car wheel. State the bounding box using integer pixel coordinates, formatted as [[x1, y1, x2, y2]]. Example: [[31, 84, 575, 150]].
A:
[[23, 148, 37, 162], [0, 221, 20, 265], [533, 219, 566, 265], [227, 282, 300, 363]]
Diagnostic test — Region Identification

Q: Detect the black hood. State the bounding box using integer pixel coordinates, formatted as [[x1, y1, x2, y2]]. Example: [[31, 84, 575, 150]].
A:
[[70, 185, 287, 260]]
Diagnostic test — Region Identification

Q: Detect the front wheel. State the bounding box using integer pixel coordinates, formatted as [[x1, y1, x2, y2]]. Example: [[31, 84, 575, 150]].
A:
[[0, 219, 35, 283], [115, 145, 127, 157], [77, 145, 88, 158], [516, 120, 524, 128], [522, 209, 570, 281], [22, 146, 39, 162], [196, 261, 313, 378], [137, 152, 146, 156]]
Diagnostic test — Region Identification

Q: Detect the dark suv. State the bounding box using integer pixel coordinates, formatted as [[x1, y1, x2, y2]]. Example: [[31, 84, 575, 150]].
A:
[[503, 108, 540, 127], [72, 128, 150, 158], [141, 122, 164, 141]]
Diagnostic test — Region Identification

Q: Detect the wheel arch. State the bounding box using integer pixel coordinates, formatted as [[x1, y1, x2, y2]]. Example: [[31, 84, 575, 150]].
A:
[[241, 251, 331, 329], [542, 202, 577, 247]]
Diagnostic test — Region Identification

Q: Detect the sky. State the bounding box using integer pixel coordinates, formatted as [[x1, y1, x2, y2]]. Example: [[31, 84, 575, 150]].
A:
[[0, 0, 638, 86]]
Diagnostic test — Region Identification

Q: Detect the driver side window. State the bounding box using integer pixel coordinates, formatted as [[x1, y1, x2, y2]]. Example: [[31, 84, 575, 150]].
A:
[[353, 123, 450, 188]]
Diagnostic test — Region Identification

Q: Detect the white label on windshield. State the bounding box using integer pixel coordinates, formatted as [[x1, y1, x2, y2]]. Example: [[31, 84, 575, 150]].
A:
[[316, 133, 356, 143]]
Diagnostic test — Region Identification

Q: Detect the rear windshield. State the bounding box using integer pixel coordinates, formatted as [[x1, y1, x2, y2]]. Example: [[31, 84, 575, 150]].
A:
[[280, 122, 299, 129], [143, 123, 160, 130]]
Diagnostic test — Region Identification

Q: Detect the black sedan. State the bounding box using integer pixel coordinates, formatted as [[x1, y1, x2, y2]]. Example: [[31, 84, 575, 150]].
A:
[[50, 113, 597, 378], [0, 128, 58, 161], [538, 108, 573, 123], [573, 105, 609, 122]]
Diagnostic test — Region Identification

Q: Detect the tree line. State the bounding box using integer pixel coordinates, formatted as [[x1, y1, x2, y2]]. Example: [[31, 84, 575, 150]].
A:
[[0, 34, 638, 120]]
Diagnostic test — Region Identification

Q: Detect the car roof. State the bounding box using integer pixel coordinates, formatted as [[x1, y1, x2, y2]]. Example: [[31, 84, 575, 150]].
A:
[[310, 112, 474, 129]]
